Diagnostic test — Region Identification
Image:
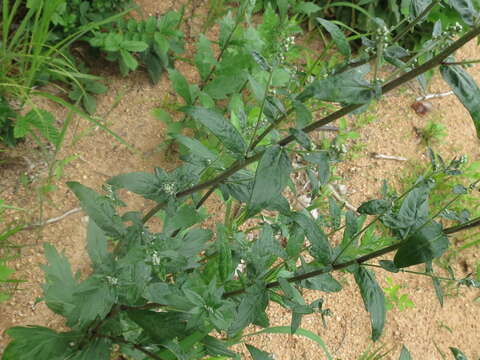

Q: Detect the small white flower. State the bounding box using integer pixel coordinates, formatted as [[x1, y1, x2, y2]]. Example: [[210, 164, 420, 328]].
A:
[[151, 251, 160, 266], [161, 182, 176, 195], [106, 276, 118, 286]]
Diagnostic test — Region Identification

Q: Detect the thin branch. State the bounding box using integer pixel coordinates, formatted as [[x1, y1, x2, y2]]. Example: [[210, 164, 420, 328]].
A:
[[142, 25, 480, 224], [416, 91, 453, 101], [22, 207, 82, 230], [443, 216, 480, 235], [371, 153, 407, 161]]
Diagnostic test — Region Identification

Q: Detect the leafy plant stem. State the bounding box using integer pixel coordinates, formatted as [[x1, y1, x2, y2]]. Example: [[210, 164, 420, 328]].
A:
[[443, 215, 480, 235], [223, 217, 480, 299], [441, 59, 480, 66], [247, 69, 274, 152], [363, 263, 461, 283], [143, 25, 480, 224]]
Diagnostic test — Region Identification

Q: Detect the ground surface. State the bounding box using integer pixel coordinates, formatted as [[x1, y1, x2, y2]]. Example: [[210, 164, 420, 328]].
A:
[[0, 1, 479, 359]]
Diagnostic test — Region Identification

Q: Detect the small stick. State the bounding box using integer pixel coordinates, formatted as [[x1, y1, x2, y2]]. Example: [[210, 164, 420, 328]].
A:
[[415, 91, 453, 101], [371, 152, 407, 161], [328, 184, 358, 213], [317, 125, 339, 132], [23, 207, 82, 230]]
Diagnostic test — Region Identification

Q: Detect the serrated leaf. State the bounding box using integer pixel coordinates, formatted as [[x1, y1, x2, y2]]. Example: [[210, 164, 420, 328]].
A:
[[353, 267, 386, 341], [204, 73, 248, 100], [107, 171, 170, 203], [394, 221, 449, 268], [399, 345, 412, 360], [195, 35, 216, 81], [317, 18, 351, 58], [358, 199, 391, 215], [246, 344, 274, 360], [128, 310, 190, 342], [168, 69, 193, 104], [67, 182, 125, 238], [183, 106, 247, 155], [247, 145, 292, 216], [86, 220, 113, 272], [440, 65, 480, 138], [41, 243, 76, 317], [293, 100, 312, 128], [450, 0, 479, 26], [2, 326, 79, 360], [297, 65, 374, 104], [68, 338, 111, 360]]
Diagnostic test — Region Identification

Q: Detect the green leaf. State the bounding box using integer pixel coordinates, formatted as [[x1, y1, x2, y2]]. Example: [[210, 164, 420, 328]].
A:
[[128, 309, 193, 342], [440, 65, 480, 138], [107, 171, 170, 203], [168, 69, 193, 104], [183, 106, 247, 155], [247, 145, 292, 216], [217, 225, 233, 283], [426, 261, 443, 307], [292, 212, 332, 265], [295, 2, 322, 15], [202, 336, 238, 358], [14, 109, 60, 147], [82, 94, 96, 115], [379, 260, 399, 273], [399, 345, 412, 360], [293, 100, 312, 128], [246, 344, 274, 360], [2, 326, 79, 360], [250, 326, 332, 360], [68, 338, 111, 360], [86, 220, 112, 272], [122, 40, 148, 52], [358, 199, 391, 215], [353, 267, 386, 341], [303, 151, 330, 185], [0, 264, 14, 281], [175, 134, 218, 162], [394, 221, 449, 268], [297, 65, 374, 104], [450, 347, 469, 360], [163, 204, 205, 234], [120, 49, 138, 70], [143, 51, 164, 84], [449, 0, 479, 26], [289, 128, 312, 150], [228, 283, 268, 335], [41, 243, 76, 318], [67, 182, 125, 238], [204, 74, 248, 100], [195, 35, 216, 81], [317, 18, 351, 58]]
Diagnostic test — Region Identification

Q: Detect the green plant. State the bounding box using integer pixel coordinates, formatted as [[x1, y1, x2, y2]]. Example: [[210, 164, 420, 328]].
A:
[[418, 120, 447, 145], [383, 277, 414, 311], [4, 1, 480, 359]]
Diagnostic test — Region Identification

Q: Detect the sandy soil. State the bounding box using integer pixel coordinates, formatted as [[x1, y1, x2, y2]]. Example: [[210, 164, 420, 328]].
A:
[[0, 0, 479, 359]]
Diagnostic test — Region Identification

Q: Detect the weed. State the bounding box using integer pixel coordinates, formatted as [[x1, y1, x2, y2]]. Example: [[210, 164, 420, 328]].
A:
[[384, 277, 414, 311], [418, 120, 447, 145], [4, 1, 480, 359]]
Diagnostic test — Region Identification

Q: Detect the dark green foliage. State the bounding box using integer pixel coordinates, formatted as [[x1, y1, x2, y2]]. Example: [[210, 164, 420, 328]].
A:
[[0, 96, 18, 146], [441, 64, 480, 138], [353, 266, 386, 341]]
